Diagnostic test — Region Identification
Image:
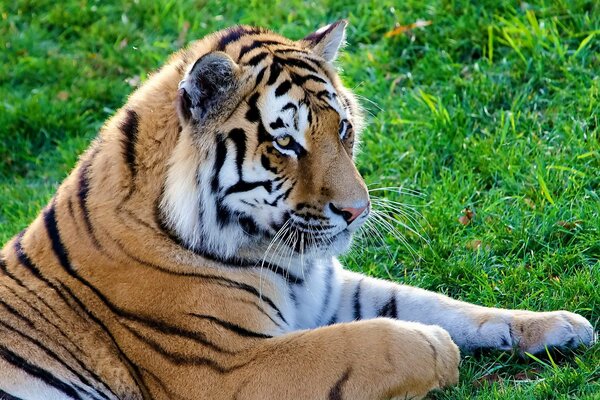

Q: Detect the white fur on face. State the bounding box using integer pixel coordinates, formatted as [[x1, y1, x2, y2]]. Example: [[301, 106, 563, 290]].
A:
[[261, 86, 309, 152], [162, 59, 362, 261]]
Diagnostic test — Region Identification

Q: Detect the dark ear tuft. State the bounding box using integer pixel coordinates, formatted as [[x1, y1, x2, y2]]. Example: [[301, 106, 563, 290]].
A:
[[303, 20, 348, 62], [177, 52, 240, 123]]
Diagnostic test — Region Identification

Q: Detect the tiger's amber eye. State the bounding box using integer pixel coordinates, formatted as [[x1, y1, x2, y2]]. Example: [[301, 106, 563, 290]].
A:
[[276, 135, 292, 147]]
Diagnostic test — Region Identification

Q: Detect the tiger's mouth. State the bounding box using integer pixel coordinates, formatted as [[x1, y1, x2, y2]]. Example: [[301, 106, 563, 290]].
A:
[[263, 215, 354, 258]]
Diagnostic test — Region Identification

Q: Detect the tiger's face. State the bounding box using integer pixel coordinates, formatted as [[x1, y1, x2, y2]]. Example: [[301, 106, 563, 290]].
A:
[[162, 21, 369, 263]]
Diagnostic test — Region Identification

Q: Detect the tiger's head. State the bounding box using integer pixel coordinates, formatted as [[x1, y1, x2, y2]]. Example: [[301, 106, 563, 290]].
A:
[[161, 21, 369, 264]]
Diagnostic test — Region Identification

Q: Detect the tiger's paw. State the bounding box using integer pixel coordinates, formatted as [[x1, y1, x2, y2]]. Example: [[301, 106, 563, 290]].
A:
[[387, 321, 460, 398], [511, 311, 596, 354], [423, 324, 461, 388]]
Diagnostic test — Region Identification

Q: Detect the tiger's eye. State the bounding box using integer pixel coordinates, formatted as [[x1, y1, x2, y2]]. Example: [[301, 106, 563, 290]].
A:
[[276, 135, 292, 147]]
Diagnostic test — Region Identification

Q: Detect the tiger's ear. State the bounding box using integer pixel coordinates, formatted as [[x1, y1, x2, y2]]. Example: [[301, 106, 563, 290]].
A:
[[303, 19, 347, 62], [177, 51, 241, 123]]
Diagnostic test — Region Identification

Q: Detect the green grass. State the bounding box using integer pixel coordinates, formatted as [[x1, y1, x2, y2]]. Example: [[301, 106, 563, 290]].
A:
[[1, 0, 599, 398]]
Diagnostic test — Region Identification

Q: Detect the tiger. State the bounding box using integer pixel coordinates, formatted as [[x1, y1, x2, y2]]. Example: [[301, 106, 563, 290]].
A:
[[0, 20, 595, 400]]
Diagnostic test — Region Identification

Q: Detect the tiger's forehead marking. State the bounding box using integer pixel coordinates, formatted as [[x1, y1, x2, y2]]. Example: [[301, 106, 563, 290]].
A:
[[258, 67, 349, 150], [212, 27, 353, 146]]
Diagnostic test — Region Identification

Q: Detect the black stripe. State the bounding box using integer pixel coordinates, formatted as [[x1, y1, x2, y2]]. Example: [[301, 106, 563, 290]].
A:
[[44, 205, 74, 275], [289, 287, 299, 307], [239, 40, 284, 59], [273, 56, 318, 73], [189, 314, 272, 338], [217, 26, 247, 50], [257, 121, 272, 143], [281, 186, 293, 201], [223, 128, 273, 195], [224, 180, 272, 196], [238, 215, 260, 236], [326, 312, 338, 326], [122, 324, 247, 372], [274, 80, 292, 97], [263, 189, 287, 207], [261, 154, 278, 174], [66, 198, 76, 222], [245, 92, 261, 122], [282, 102, 297, 112], [290, 72, 327, 86], [0, 389, 24, 400], [236, 298, 283, 330], [317, 265, 334, 326], [247, 52, 268, 66], [328, 368, 351, 400], [377, 291, 398, 318], [273, 177, 286, 191], [228, 128, 247, 176], [0, 256, 26, 287], [267, 62, 283, 85], [316, 90, 332, 101], [239, 41, 264, 59], [13, 233, 82, 320], [217, 26, 262, 51], [214, 196, 233, 228], [77, 151, 102, 250], [2, 284, 76, 348], [254, 66, 267, 87], [273, 48, 311, 56], [119, 109, 139, 178], [269, 117, 285, 130], [0, 344, 83, 400], [200, 275, 288, 324], [211, 134, 227, 193], [0, 298, 35, 329], [353, 279, 363, 320]]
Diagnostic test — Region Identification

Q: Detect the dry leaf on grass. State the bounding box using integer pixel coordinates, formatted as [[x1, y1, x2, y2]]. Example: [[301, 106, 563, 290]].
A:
[[475, 369, 541, 387], [56, 91, 69, 101], [524, 197, 536, 209], [384, 20, 432, 38], [513, 369, 541, 381], [556, 220, 582, 230], [458, 208, 475, 226], [474, 372, 501, 387], [466, 239, 482, 250]]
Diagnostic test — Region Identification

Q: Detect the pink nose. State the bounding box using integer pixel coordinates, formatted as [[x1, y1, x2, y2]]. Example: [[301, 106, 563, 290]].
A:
[[330, 202, 369, 224]]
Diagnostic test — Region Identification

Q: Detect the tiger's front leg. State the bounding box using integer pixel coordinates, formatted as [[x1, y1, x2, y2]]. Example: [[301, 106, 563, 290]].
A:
[[232, 319, 459, 400], [326, 269, 595, 354]]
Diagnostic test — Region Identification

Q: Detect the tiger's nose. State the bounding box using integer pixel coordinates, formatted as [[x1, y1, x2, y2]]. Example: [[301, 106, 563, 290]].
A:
[[329, 202, 370, 224]]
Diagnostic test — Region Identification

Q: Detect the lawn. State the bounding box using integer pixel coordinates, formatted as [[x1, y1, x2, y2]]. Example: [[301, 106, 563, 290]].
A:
[[1, 0, 599, 398]]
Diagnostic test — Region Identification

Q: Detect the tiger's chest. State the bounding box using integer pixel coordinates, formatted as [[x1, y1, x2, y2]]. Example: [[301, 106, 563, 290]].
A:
[[280, 258, 342, 331]]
